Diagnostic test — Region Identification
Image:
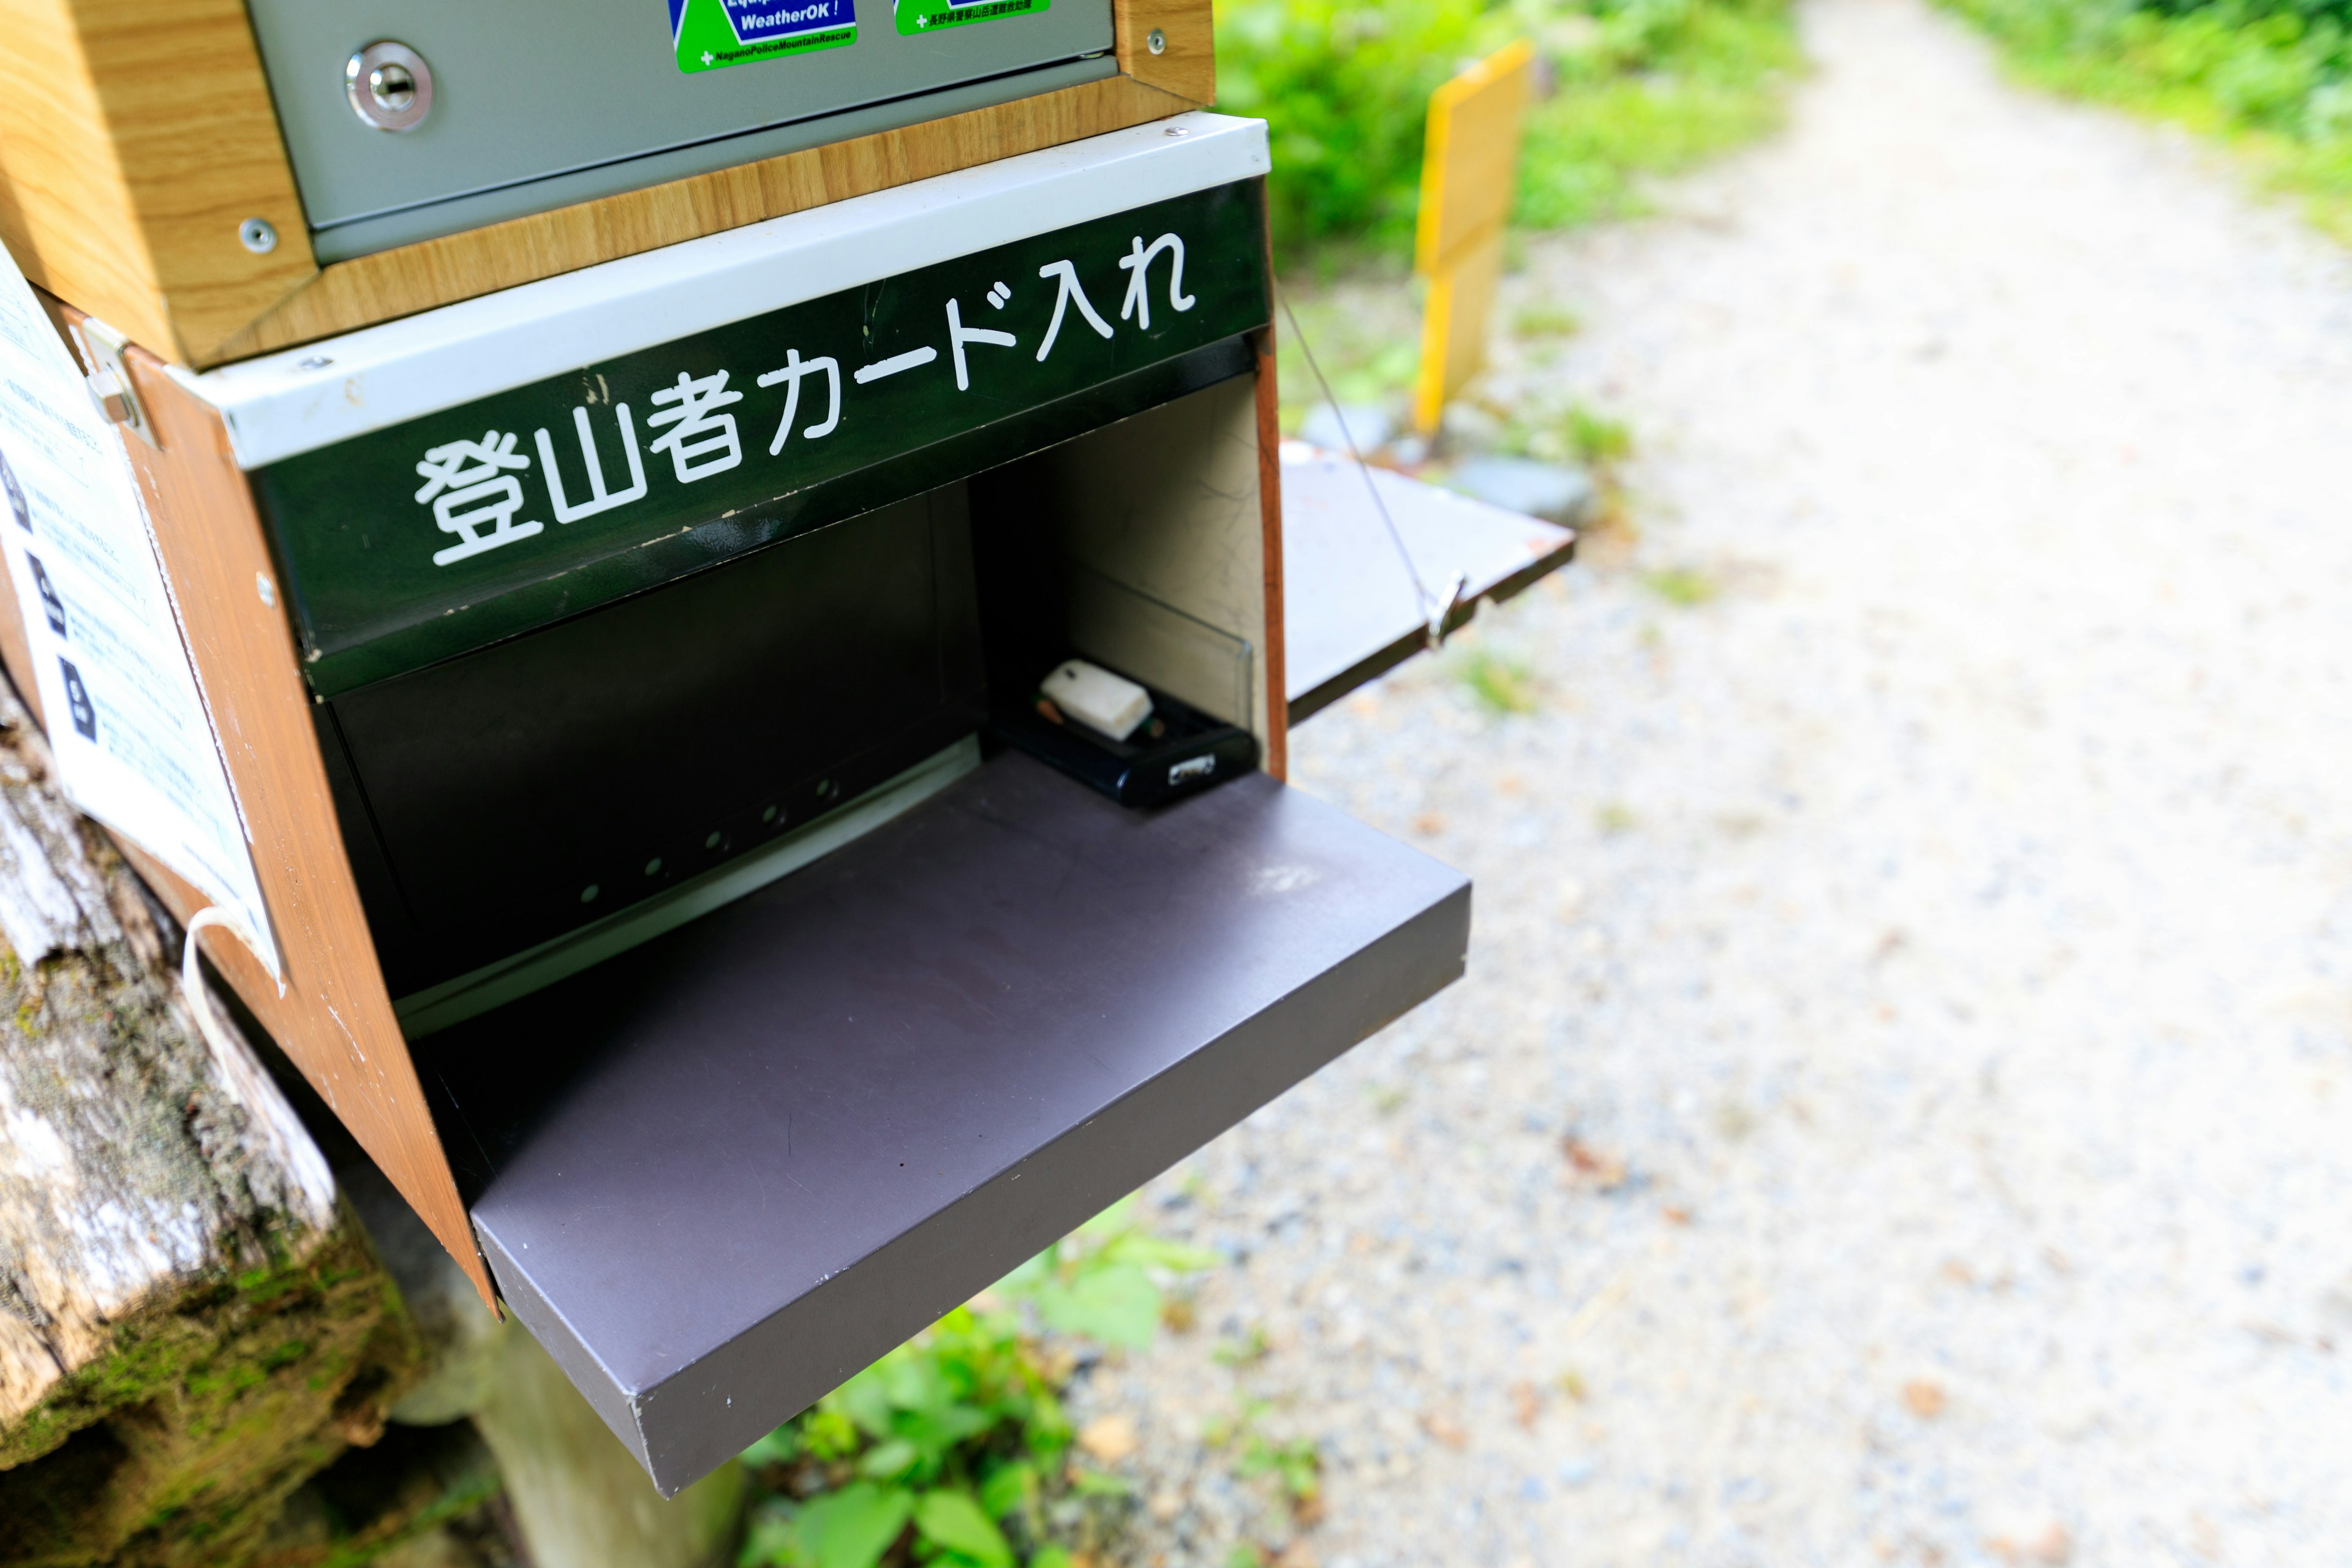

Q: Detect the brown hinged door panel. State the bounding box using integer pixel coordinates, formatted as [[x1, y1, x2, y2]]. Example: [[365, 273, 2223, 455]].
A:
[[411, 751, 1470, 1496]]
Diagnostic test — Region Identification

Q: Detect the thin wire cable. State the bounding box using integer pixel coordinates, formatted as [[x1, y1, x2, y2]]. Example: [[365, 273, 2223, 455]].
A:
[[1276, 288, 1436, 622]]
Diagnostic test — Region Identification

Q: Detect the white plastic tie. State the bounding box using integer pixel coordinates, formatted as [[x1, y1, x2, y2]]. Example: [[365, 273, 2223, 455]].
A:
[[181, 904, 274, 1063]]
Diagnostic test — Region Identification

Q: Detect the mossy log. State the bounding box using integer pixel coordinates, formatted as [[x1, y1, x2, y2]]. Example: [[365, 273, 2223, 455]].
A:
[[0, 681, 426, 1566], [0, 662, 745, 1568]]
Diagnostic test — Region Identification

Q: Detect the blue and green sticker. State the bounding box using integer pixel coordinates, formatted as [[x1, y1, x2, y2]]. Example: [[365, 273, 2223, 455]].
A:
[[894, 0, 1046, 36], [669, 0, 855, 72]]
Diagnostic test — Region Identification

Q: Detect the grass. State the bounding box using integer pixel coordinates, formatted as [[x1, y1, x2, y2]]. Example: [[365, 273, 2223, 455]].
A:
[[1512, 301, 1585, 336], [1246, 0, 1798, 448], [1273, 296, 1426, 426], [1517, 0, 1807, 232], [1640, 564, 1717, 605], [1458, 647, 1545, 712], [1942, 0, 2352, 241], [1564, 403, 1635, 464], [1218, 0, 1804, 264]]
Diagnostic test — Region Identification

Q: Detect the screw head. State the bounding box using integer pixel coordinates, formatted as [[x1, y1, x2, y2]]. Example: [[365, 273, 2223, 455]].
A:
[[238, 217, 277, 254], [1147, 26, 1167, 53], [346, 41, 434, 132]]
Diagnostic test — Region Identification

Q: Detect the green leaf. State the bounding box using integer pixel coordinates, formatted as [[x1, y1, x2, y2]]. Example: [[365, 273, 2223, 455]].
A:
[[880, 1350, 959, 1421], [800, 1406, 862, 1460], [1068, 1468, 1133, 1498], [794, 1482, 915, 1568], [978, 1460, 1037, 1520], [1023, 1389, 1072, 1455], [913, 1490, 1015, 1568], [990, 1250, 1054, 1296], [832, 1363, 897, 1440], [1076, 1196, 1139, 1240], [1027, 1550, 1075, 1568], [1100, 1234, 1223, 1273], [1033, 1263, 1163, 1348], [740, 1424, 802, 1468], [897, 1402, 996, 1453], [858, 1438, 922, 1480], [737, 1507, 797, 1567]]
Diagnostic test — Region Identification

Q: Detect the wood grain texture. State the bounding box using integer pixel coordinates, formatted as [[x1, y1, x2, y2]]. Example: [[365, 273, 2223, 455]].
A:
[[0, 0, 317, 365], [0, 0, 170, 353], [1251, 326, 1287, 783], [6, 0, 1207, 368], [1115, 0, 1217, 105], [208, 74, 1202, 366], [72, 323, 492, 1310]]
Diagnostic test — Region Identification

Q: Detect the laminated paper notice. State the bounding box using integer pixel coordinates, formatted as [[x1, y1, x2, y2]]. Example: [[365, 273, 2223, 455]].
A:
[[0, 244, 278, 977]]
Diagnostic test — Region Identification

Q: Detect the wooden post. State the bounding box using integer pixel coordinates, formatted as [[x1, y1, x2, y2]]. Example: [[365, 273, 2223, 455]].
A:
[[360, 1169, 751, 1568], [473, 1332, 747, 1568]]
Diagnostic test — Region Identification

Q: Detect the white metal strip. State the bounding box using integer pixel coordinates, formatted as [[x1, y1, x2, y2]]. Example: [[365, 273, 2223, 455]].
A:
[[187, 112, 1270, 470]]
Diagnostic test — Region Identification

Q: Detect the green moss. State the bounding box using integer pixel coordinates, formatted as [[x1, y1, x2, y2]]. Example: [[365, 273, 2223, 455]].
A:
[[0, 1216, 426, 1568], [254, 1423, 508, 1568]]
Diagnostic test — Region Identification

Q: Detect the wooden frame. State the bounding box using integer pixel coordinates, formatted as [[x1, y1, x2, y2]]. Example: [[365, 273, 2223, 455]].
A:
[[1252, 325, 1287, 783], [5, 94, 1274, 1314], [0, 0, 315, 372], [10, 299, 1283, 1314], [1, 0, 1214, 369]]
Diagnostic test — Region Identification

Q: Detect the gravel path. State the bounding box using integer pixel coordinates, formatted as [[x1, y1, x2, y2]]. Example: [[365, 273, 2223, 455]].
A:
[[1073, 1, 2352, 1563]]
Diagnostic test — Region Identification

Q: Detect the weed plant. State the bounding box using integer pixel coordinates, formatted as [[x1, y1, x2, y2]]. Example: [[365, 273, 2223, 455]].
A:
[[1640, 564, 1717, 605], [737, 1202, 1217, 1568], [1943, 0, 2352, 237], [1458, 647, 1545, 712], [1218, 0, 1801, 262], [1563, 403, 1634, 464]]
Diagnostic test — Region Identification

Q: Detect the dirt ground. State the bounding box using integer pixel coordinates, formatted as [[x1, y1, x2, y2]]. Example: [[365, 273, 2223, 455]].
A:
[[1072, 0, 2352, 1562]]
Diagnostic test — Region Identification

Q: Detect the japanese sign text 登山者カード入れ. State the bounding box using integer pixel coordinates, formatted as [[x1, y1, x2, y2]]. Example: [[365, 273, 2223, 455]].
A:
[[249, 181, 1268, 695]]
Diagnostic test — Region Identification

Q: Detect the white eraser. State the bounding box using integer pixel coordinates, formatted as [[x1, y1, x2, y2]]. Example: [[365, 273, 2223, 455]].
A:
[[1041, 658, 1152, 742]]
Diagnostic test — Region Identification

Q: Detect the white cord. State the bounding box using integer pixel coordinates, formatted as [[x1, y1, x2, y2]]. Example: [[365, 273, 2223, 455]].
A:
[[181, 904, 270, 1065]]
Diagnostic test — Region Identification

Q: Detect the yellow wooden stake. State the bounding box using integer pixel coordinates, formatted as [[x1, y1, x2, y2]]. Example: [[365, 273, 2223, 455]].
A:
[[1412, 39, 1536, 436]]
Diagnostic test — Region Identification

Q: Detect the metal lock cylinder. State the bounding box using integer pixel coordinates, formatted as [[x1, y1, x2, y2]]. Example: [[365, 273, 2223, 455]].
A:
[[346, 40, 435, 132]]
